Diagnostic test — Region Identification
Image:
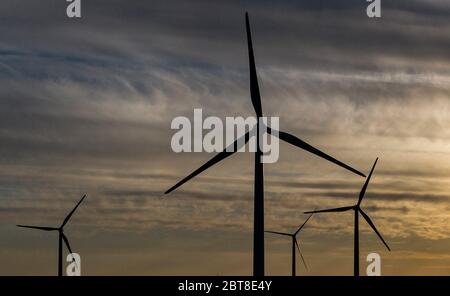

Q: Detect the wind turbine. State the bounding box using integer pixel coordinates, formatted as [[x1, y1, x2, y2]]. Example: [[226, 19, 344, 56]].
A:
[[17, 194, 86, 276], [265, 214, 313, 276], [165, 12, 366, 276], [305, 158, 391, 276]]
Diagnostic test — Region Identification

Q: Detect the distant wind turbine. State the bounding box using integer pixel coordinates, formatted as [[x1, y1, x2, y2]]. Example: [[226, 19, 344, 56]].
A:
[[165, 12, 366, 276], [17, 194, 86, 276], [305, 158, 391, 276], [265, 214, 313, 276]]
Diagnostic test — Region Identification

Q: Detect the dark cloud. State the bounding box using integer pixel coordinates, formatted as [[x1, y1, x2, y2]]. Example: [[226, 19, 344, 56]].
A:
[[0, 0, 449, 164]]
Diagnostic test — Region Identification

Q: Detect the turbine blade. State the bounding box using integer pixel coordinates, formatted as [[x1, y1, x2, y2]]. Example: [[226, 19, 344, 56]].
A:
[[358, 158, 378, 206], [295, 238, 308, 270], [62, 233, 78, 269], [359, 209, 391, 251], [61, 194, 87, 227], [165, 131, 250, 194], [295, 213, 314, 235], [304, 206, 354, 214], [245, 12, 263, 117], [264, 230, 291, 237], [17, 225, 58, 231], [267, 127, 365, 177], [61, 233, 73, 255]]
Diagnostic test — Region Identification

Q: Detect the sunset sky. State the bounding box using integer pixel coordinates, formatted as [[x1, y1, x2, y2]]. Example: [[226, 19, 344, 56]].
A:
[[0, 0, 449, 275]]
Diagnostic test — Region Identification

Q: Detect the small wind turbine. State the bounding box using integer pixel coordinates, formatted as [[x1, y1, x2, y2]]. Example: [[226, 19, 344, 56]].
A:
[[17, 194, 86, 276], [305, 158, 391, 276], [265, 214, 313, 276], [165, 12, 366, 276]]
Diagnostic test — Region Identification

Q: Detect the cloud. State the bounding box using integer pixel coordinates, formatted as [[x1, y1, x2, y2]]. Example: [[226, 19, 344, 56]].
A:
[[309, 191, 450, 203]]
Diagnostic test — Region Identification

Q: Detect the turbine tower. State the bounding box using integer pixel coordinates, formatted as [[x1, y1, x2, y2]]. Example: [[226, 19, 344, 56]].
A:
[[17, 194, 86, 276], [265, 214, 313, 276], [305, 158, 391, 276], [165, 12, 366, 276]]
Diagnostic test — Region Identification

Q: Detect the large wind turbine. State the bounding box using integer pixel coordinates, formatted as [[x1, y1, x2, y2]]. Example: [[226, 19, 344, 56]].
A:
[[305, 158, 391, 276], [17, 194, 86, 276], [165, 12, 366, 276], [265, 214, 313, 276]]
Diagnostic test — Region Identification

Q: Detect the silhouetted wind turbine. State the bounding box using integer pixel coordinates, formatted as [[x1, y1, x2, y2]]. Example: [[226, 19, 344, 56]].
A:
[[265, 214, 313, 276], [165, 12, 366, 276], [305, 158, 391, 276], [17, 194, 86, 276]]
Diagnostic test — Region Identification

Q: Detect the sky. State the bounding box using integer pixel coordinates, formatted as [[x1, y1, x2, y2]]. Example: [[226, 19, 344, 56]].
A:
[[0, 0, 449, 275]]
